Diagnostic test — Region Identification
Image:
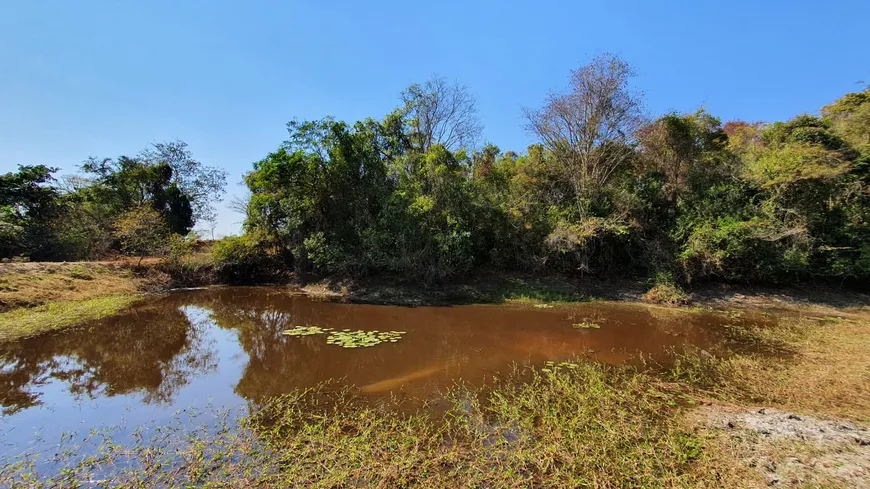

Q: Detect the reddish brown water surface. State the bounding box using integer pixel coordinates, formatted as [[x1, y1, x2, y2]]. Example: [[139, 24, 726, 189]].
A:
[[0, 286, 737, 457]]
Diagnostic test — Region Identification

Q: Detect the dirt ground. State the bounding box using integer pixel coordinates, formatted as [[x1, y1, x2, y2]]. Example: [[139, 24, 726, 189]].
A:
[[694, 406, 870, 487]]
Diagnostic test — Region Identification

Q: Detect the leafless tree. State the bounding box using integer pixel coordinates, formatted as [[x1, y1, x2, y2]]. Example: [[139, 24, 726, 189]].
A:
[[401, 75, 483, 152], [525, 54, 645, 217]]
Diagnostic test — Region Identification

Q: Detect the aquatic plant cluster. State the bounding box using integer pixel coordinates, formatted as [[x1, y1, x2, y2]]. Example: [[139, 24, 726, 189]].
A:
[[326, 329, 405, 348], [282, 325, 406, 348], [541, 360, 580, 373], [281, 325, 332, 336]]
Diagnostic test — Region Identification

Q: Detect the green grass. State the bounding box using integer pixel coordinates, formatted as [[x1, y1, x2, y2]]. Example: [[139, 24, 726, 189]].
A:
[[0, 363, 751, 488], [0, 293, 143, 342], [478, 277, 595, 304]]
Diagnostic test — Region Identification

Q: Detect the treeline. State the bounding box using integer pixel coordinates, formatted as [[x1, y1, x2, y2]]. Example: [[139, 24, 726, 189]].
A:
[[0, 141, 226, 262], [224, 54, 870, 285], [4, 54, 870, 286]]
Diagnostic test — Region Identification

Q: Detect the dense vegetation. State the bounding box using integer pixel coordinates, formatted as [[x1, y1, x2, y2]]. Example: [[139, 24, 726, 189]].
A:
[[227, 55, 870, 286], [0, 141, 226, 261], [4, 54, 870, 287]]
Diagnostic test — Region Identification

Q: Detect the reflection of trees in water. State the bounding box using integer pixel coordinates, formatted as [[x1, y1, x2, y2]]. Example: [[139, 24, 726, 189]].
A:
[[177, 289, 410, 402], [0, 287, 739, 416], [0, 300, 218, 415], [191, 291, 327, 402]]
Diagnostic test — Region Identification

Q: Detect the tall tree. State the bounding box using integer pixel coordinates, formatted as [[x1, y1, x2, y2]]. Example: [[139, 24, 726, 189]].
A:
[[0, 165, 62, 258], [81, 156, 195, 235], [525, 54, 645, 218], [400, 75, 483, 152], [139, 140, 228, 223]]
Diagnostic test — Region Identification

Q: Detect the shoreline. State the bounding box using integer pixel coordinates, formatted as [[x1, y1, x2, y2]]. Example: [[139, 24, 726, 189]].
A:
[[2, 260, 870, 343], [1, 261, 869, 486]]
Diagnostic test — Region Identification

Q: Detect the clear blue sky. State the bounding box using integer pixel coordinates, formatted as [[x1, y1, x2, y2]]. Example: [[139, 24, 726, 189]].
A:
[[2, 0, 868, 236]]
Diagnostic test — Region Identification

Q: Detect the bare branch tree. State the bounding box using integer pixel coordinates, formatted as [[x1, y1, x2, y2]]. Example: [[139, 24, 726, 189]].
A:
[[139, 140, 228, 224], [401, 75, 483, 152], [524, 54, 645, 217]]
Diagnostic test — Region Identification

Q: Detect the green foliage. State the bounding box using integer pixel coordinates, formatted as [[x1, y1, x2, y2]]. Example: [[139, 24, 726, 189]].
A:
[[211, 234, 280, 282], [165, 231, 200, 267], [0, 165, 63, 259], [4, 60, 870, 287], [113, 206, 169, 264], [1, 141, 219, 261], [229, 72, 870, 285], [82, 155, 195, 235]]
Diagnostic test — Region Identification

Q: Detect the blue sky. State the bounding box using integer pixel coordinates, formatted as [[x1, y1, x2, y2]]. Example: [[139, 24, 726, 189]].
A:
[[2, 0, 868, 236]]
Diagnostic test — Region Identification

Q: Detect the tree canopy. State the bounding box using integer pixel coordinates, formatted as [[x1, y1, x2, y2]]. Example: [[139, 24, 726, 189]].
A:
[[3, 68, 869, 286], [0, 141, 225, 261]]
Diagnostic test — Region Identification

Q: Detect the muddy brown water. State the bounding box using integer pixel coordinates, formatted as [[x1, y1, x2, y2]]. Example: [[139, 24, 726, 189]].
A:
[[0, 286, 743, 459]]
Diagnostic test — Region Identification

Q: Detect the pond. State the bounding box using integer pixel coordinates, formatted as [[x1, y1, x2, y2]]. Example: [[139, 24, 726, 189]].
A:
[[0, 286, 740, 460]]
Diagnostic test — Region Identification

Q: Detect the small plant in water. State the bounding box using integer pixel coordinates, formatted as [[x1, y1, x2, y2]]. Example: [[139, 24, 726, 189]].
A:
[[282, 325, 333, 336], [325, 330, 406, 348], [541, 360, 580, 373], [572, 322, 601, 329]]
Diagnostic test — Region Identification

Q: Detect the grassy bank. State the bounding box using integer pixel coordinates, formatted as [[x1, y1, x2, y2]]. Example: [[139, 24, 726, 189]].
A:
[[0, 262, 146, 311], [0, 262, 160, 341], [4, 301, 869, 487], [673, 307, 870, 487], [0, 293, 144, 342]]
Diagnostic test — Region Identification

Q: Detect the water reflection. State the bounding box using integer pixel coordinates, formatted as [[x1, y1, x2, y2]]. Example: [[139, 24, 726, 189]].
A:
[[1, 287, 740, 441], [0, 301, 217, 415]]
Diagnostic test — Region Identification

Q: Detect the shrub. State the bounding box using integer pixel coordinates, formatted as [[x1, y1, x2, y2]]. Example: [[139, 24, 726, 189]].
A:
[[644, 273, 691, 306], [113, 206, 170, 265], [211, 234, 278, 282]]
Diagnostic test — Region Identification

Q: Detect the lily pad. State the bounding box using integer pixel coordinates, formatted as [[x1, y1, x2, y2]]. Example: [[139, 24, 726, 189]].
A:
[[282, 325, 333, 336], [325, 329, 406, 348]]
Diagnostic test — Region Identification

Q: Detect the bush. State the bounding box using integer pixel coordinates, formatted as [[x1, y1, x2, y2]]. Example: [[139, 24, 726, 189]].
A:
[[644, 273, 691, 306], [113, 206, 170, 265], [211, 235, 279, 282]]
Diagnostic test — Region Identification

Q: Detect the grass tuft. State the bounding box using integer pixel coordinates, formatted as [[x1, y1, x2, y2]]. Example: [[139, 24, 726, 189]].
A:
[[644, 282, 691, 306]]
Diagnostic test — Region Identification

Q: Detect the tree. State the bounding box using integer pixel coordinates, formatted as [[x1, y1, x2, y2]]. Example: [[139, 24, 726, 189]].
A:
[[0, 165, 60, 226], [81, 155, 195, 235], [400, 75, 483, 152], [637, 110, 731, 200], [525, 54, 645, 218], [113, 206, 170, 265], [139, 140, 228, 224], [822, 87, 870, 146], [0, 165, 63, 259]]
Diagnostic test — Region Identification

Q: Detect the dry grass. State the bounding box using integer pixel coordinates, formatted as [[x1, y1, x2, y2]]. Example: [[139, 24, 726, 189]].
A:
[[0, 262, 154, 342], [706, 311, 870, 421], [0, 262, 144, 311], [674, 306, 870, 487], [644, 282, 691, 306]]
